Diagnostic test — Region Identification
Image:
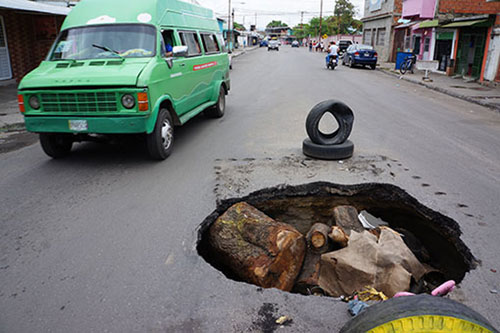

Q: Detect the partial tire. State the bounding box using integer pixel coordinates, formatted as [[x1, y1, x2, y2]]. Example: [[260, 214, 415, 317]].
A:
[[146, 108, 174, 160], [39, 133, 73, 158], [340, 295, 497, 333], [302, 139, 354, 160], [205, 86, 226, 118], [305, 100, 354, 145], [370, 64, 376, 70], [400, 61, 408, 75], [349, 58, 355, 68]]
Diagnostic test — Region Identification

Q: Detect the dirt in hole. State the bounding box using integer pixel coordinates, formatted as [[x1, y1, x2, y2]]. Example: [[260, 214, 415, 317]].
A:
[[197, 182, 476, 298]]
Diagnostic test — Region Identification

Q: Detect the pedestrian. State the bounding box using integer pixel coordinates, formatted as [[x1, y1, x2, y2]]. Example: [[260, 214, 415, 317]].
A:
[[309, 41, 313, 52]]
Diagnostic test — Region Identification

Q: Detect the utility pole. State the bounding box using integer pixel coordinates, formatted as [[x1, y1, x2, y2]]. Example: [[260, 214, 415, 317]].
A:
[[300, 11, 304, 25], [319, 0, 323, 42], [227, 0, 231, 51], [232, 8, 235, 49], [255, 12, 257, 27]]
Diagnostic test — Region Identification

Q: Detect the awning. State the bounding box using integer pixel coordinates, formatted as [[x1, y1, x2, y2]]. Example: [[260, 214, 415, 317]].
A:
[[418, 19, 439, 29], [395, 22, 417, 29], [442, 19, 491, 28], [0, 0, 71, 15]]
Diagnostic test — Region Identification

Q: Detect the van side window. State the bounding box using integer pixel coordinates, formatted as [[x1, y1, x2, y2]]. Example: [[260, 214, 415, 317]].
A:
[[161, 30, 176, 57], [201, 34, 220, 54], [179, 31, 202, 56], [216, 33, 227, 52]]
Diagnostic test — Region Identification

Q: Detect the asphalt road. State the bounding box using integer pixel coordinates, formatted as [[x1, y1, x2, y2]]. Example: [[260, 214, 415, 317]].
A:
[[1, 47, 500, 332]]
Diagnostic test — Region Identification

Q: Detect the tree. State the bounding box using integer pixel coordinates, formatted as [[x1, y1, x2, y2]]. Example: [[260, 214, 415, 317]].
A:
[[266, 20, 288, 28], [334, 0, 356, 34], [233, 22, 245, 31]]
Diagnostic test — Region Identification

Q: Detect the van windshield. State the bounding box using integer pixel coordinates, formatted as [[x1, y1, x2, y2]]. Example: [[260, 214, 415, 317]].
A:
[[49, 24, 156, 61]]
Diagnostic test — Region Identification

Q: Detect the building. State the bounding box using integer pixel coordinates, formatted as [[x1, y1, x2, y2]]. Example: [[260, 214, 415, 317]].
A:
[[0, 0, 70, 83], [397, 0, 500, 81], [361, 0, 403, 62]]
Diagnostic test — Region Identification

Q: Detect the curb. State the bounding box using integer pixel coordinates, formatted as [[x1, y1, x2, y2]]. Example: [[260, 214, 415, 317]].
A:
[[377, 68, 500, 113], [232, 46, 260, 58]]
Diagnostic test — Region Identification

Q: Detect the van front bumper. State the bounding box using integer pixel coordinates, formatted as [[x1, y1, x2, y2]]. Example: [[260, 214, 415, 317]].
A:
[[24, 115, 150, 134]]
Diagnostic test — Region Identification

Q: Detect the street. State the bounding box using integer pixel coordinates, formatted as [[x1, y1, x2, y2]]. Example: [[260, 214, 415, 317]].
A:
[[1, 46, 500, 332]]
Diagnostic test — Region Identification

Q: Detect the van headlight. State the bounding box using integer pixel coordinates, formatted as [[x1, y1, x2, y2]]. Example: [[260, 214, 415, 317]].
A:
[[29, 95, 40, 110], [121, 94, 136, 109]]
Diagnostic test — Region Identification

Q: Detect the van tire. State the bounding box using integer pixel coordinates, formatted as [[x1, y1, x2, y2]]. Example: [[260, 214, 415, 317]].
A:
[[340, 294, 496, 333], [302, 139, 354, 160], [39, 133, 73, 158], [205, 86, 225, 118], [147, 109, 174, 160]]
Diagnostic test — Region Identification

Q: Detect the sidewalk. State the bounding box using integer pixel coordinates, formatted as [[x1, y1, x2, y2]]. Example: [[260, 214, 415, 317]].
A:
[[0, 83, 23, 131], [231, 45, 260, 58], [377, 62, 500, 112]]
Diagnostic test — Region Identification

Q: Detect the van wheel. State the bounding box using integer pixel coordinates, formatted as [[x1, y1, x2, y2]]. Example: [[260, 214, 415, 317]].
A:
[[39, 133, 73, 158], [205, 86, 225, 118], [147, 109, 174, 160]]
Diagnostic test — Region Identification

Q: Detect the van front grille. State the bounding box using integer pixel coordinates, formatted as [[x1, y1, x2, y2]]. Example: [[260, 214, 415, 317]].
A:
[[40, 92, 118, 113]]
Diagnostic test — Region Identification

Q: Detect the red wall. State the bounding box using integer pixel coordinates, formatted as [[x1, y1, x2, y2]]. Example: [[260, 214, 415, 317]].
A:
[[1, 10, 64, 82], [439, 0, 500, 14]]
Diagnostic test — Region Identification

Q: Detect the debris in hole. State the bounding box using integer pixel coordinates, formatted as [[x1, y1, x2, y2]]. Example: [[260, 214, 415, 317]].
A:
[[348, 299, 370, 316], [318, 229, 426, 297], [332, 205, 364, 233], [431, 280, 455, 296], [357, 287, 388, 301], [328, 226, 349, 248], [306, 223, 332, 253], [358, 211, 389, 229], [198, 183, 475, 303], [208, 202, 305, 291]]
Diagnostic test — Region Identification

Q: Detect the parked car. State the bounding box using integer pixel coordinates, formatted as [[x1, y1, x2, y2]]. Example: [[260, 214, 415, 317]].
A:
[[338, 40, 352, 54], [260, 40, 268, 47], [268, 40, 279, 51], [343, 44, 378, 69], [17, 0, 230, 160], [291, 41, 299, 48]]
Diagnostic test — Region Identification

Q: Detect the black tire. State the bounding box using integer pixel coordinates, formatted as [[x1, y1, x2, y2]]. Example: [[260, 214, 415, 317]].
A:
[[305, 100, 354, 145], [349, 58, 355, 68], [302, 139, 354, 160], [39, 133, 73, 158], [146, 108, 174, 160], [370, 64, 376, 70], [205, 86, 226, 118], [340, 295, 497, 333], [400, 61, 408, 75]]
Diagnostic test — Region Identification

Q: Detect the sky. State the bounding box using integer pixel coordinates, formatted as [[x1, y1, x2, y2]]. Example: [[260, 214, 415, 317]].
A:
[[195, 0, 365, 30]]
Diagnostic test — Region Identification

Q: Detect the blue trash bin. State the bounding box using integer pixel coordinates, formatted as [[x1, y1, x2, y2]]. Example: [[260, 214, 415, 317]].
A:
[[395, 52, 413, 70]]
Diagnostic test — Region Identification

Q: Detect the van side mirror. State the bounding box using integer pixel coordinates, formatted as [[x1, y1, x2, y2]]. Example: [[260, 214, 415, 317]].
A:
[[173, 46, 188, 58]]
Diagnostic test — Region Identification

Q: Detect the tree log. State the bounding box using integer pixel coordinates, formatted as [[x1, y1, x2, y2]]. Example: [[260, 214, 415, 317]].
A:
[[329, 226, 349, 248], [293, 252, 323, 295], [332, 205, 364, 233], [306, 223, 331, 254], [208, 202, 306, 292]]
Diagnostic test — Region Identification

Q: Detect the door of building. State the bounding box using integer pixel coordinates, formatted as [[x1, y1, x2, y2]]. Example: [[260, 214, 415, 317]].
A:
[[456, 28, 486, 78], [0, 16, 12, 80]]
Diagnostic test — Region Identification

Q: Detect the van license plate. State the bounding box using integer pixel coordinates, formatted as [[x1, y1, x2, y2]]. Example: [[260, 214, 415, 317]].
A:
[[69, 120, 88, 131]]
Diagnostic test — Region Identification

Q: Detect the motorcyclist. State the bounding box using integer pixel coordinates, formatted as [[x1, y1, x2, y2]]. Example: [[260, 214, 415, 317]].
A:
[[325, 41, 339, 67]]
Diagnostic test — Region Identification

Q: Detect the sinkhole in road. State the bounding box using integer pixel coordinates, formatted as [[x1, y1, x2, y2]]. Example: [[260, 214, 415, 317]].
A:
[[197, 182, 476, 297]]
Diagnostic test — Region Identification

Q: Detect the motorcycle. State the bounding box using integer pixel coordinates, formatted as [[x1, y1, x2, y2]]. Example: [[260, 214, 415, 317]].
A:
[[326, 54, 338, 70]]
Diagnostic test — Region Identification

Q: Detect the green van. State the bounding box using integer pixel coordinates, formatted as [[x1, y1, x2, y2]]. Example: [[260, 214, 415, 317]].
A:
[[18, 0, 230, 160]]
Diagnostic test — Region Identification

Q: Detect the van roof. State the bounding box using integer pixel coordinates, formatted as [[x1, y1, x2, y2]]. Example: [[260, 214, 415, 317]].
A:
[[62, 0, 218, 31]]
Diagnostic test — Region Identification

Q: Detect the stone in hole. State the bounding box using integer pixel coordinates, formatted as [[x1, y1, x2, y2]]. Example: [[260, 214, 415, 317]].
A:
[[197, 182, 476, 297]]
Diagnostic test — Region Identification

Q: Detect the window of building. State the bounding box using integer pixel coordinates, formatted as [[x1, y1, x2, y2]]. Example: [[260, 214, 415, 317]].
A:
[[364, 29, 372, 45], [424, 37, 430, 52], [179, 31, 202, 56], [377, 28, 386, 46]]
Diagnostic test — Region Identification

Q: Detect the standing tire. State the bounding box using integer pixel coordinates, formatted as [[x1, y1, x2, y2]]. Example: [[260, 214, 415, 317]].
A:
[[146, 109, 174, 160], [340, 295, 497, 333], [305, 100, 354, 145], [39, 133, 73, 158], [205, 86, 226, 118], [302, 139, 354, 160]]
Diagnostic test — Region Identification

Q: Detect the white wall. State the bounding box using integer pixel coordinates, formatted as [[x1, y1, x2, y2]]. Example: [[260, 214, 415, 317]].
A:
[[484, 28, 500, 82]]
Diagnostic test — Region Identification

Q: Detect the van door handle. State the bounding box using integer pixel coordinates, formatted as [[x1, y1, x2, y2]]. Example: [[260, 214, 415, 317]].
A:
[[180, 63, 186, 67]]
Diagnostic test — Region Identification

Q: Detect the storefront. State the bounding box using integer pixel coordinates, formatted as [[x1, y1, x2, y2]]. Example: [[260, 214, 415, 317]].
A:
[[442, 18, 493, 79]]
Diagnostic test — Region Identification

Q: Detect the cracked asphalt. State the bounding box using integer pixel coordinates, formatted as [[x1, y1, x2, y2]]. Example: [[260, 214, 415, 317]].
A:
[[0, 47, 499, 332]]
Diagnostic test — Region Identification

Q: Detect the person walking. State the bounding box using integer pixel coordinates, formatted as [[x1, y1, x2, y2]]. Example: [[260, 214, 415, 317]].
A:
[[309, 41, 313, 52]]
